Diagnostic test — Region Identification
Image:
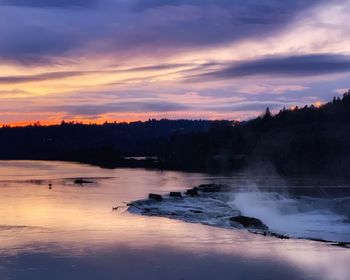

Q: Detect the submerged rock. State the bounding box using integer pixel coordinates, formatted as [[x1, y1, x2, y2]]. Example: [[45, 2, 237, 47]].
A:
[[197, 184, 229, 193], [148, 193, 163, 201], [230, 215, 269, 231]]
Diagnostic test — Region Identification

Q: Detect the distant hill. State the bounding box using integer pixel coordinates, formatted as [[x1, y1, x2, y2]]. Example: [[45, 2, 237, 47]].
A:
[[0, 119, 231, 167], [161, 91, 350, 178]]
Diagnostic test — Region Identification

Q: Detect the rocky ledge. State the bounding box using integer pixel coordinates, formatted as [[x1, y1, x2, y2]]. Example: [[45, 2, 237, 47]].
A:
[[127, 184, 350, 248], [128, 184, 283, 237]]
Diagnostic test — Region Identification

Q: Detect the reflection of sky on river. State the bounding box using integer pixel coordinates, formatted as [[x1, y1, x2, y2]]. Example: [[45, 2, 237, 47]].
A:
[[0, 161, 348, 280]]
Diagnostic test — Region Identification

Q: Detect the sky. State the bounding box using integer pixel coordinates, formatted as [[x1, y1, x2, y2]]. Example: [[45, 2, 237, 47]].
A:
[[0, 0, 350, 125]]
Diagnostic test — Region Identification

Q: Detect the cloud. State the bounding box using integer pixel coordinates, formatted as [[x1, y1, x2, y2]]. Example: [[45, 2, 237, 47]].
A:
[[0, 25, 86, 65], [0, 89, 32, 96], [0, 0, 326, 65], [196, 54, 350, 80], [0, 0, 348, 125], [116, 63, 192, 73], [0, 71, 85, 84], [237, 85, 309, 95], [0, 62, 198, 84], [0, 0, 97, 8], [134, 0, 321, 19], [45, 101, 189, 115], [334, 88, 349, 95], [204, 101, 287, 112]]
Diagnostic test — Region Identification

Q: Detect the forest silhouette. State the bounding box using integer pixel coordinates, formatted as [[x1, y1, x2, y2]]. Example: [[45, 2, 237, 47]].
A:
[[1, 91, 350, 177]]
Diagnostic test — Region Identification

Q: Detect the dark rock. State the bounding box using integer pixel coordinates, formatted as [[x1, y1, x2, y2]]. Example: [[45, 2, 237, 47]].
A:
[[270, 232, 289, 239], [308, 237, 331, 243], [197, 184, 228, 192], [170, 192, 182, 198], [148, 193, 163, 201], [333, 242, 350, 249], [186, 188, 199, 196], [248, 230, 289, 239], [249, 229, 267, 236], [230, 215, 269, 231], [74, 179, 93, 185]]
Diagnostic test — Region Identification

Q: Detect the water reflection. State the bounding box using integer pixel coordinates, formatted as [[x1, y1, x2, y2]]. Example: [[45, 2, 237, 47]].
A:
[[0, 161, 348, 280]]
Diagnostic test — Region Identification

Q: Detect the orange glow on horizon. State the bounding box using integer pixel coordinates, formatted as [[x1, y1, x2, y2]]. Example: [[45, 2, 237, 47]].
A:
[[314, 101, 323, 108], [1, 116, 236, 128], [0, 118, 141, 128], [0, 110, 245, 128]]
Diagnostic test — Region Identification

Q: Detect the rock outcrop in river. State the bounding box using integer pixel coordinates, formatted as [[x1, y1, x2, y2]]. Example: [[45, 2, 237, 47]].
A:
[[127, 183, 350, 248]]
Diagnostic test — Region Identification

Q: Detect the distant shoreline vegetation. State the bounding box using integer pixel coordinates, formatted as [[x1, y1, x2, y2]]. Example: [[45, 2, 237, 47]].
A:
[[1, 91, 350, 178], [0, 119, 236, 129], [0, 119, 232, 169]]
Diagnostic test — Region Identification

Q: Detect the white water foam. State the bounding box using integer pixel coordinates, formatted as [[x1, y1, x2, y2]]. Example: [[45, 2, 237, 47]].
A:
[[231, 191, 350, 242]]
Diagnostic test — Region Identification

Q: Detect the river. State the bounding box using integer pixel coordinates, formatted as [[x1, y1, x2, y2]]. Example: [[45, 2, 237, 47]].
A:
[[0, 160, 348, 280]]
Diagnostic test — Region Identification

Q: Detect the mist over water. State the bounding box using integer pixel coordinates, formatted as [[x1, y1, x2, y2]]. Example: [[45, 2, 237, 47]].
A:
[[130, 172, 350, 243], [231, 191, 350, 242]]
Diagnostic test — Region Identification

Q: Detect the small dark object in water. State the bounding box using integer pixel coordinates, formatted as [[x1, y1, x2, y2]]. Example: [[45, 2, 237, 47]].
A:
[[112, 207, 119, 211], [186, 188, 198, 196], [74, 179, 93, 185], [48, 183, 53, 189], [230, 215, 269, 231], [148, 193, 163, 201], [170, 192, 182, 198]]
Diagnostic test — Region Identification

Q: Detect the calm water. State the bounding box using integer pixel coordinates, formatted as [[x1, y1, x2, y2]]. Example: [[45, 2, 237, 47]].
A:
[[0, 160, 349, 280]]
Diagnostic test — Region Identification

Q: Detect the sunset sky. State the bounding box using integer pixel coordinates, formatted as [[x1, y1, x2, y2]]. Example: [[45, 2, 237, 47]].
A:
[[1, 0, 350, 125]]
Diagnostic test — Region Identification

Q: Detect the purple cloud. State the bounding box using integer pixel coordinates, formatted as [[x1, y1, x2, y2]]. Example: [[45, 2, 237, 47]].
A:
[[45, 101, 189, 115], [192, 54, 350, 80], [0, 0, 97, 8], [0, 0, 326, 65]]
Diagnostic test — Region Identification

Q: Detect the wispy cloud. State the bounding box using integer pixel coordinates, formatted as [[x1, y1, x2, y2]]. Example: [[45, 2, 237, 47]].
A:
[[193, 54, 350, 80], [0, 71, 85, 84], [0, 63, 196, 84], [0, 0, 348, 124], [0, 0, 97, 9], [0, 0, 326, 64], [45, 101, 190, 115]]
